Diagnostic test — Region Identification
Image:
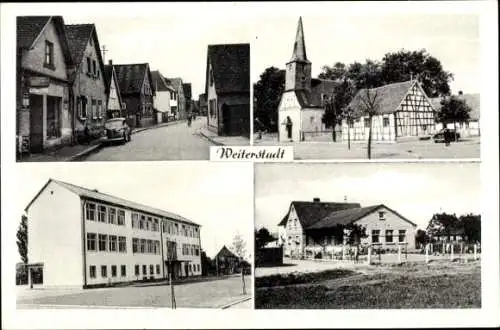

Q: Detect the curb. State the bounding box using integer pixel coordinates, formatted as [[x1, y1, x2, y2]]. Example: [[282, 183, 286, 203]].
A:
[[67, 143, 103, 162], [132, 120, 186, 135], [197, 129, 225, 146], [220, 296, 252, 309]]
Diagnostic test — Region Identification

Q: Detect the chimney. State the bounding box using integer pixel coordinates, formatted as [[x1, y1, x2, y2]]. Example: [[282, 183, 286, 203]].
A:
[[93, 189, 99, 192], [344, 195, 347, 202], [458, 90, 463, 95], [108, 59, 113, 65], [313, 197, 320, 202]]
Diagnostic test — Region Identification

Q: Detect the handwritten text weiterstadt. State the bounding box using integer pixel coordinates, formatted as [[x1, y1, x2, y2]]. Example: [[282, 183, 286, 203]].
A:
[[210, 146, 293, 162]]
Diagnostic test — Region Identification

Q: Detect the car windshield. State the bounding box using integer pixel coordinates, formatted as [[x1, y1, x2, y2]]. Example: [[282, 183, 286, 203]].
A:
[[105, 120, 124, 129]]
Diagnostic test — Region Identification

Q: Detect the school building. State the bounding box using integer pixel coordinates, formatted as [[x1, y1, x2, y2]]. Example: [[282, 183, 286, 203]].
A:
[[25, 178, 202, 288]]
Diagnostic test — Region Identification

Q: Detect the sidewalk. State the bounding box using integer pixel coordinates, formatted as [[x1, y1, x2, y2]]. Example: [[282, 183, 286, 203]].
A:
[[197, 127, 250, 146], [18, 120, 186, 162]]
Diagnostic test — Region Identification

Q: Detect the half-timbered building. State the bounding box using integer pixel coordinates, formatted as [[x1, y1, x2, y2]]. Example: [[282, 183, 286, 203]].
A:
[[342, 80, 436, 142], [432, 92, 480, 137], [103, 60, 125, 119]]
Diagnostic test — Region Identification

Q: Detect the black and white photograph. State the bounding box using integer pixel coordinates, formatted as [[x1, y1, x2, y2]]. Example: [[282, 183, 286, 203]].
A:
[[15, 10, 250, 162], [13, 162, 253, 309], [252, 14, 481, 160], [254, 162, 481, 309]]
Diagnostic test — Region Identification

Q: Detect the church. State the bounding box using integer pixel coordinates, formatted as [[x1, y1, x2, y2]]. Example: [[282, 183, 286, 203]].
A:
[[277, 17, 336, 142]]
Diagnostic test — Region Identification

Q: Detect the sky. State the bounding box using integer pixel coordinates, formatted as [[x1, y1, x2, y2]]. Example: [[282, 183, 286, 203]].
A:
[[255, 162, 481, 233], [11, 162, 254, 261], [4, 1, 484, 98]]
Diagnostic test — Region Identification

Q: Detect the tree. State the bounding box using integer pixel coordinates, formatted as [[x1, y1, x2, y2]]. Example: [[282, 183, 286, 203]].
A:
[[231, 233, 247, 260], [358, 88, 380, 159], [415, 229, 430, 248], [253, 67, 286, 133], [435, 96, 472, 141], [318, 62, 347, 81], [255, 227, 276, 249], [322, 78, 355, 142], [426, 213, 460, 240], [381, 49, 453, 97], [17, 215, 28, 264], [459, 214, 481, 243]]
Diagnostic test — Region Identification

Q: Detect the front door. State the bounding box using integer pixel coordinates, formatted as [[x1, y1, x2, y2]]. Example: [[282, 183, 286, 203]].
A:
[[29, 94, 44, 153]]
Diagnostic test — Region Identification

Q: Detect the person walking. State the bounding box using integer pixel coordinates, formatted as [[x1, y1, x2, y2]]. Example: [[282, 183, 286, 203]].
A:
[[187, 113, 192, 127]]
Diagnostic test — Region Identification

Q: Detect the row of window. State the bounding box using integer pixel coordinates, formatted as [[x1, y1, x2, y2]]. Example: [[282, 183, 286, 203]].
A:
[[89, 263, 202, 279], [86, 202, 125, 225], [132, 238, 161, 255], [131, 212, 160, 232], [182, 244, 200, 256], [170, 92, 177, 101], [87, 233, 127, 252], [86, 56, 100, 79], [89, 264, 128, 278], [78, 97, 105, 120], [372, 230, 406, 243], [162, 221, 199, 238]]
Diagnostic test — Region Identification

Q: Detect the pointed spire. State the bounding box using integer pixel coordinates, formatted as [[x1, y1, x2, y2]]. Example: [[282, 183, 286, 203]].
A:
[[290, 17, 310, 63]]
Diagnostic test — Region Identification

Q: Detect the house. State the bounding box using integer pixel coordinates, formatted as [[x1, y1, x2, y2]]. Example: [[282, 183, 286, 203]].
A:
[[103, 60, 125, 119], [151, 70, 173, 123], [214, 245, 240, 275], [64, 23, 107, 142], [277, 17, 336, 142], [199, 93, 208, 116], [433, 227, 468, 243], [278, 198, 417, 259], [205, 43, 250, 137], [182, 83, 193, 116], [114, 63, 156, 129], [168, 78, 186, 120], [16, 16, 74, 154], [343, 80, 437, 142], [431, 92, 480, 137], [25, 178, 202, 288]]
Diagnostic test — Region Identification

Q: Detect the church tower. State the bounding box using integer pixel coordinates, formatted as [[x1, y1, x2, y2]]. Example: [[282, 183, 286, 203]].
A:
[[285, 17, 312, 92]]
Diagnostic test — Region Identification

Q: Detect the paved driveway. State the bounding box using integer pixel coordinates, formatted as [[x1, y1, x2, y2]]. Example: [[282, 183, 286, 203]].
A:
[[84, 117, 213, 161], [17, 276, 251, 309]]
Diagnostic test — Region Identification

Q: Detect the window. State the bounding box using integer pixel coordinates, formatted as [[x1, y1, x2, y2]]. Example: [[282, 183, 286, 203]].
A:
[[162, 221, 166, 233], [44, 41, 54, 67], [348, 120, 354, 128], [46, 96, 61, 139], [385, 230, 394, 243], [86, 203, 96, 220], [108, 208, 116, 224], [175, 223, 179, 235], [371, 230, 380, 243], [154, 219, 159, 232], [140, 239, 146, 253], [147, 240, 152, 254], [93, 60, 97, 75], [98, 234, 108, 251], [98, 205, 107, 222], [364, 118, 370, 128], [118, 236, 127, 252], [87, 57, 92, 73], [379, 211, 386, 220], [80, 96, 88, 118], [132, 238, 138, 253], [89, 265, 96, 278], [149, 265, 154, 275], [135, 265, 140, 276], [97, 100, 102, 118], [146, 217, 152, 231], [142, 265, 147, 275], [182, 225, 186, 236], [197, 264, 200, 272], [195, 246, 200, 256], [87, 233, 97, 251], [156, 264, 160, 275], [117, 210, 125, 226], [92, 99, 97, 119], [101, 265, 107, 278], [111, 265, 117, 277], [189, 264, 192, 272], [131, 213, 138, 228], [121, 265, 126, 277], [109, 235, 117, 252], [398, 230, 406, 243], [139, 215, 145, 230], [209, 99, 216, 117], [383, 117, 390, 127]]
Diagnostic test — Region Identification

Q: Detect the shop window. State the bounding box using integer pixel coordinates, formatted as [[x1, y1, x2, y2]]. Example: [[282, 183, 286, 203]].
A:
[[46, 96, 61, 139]]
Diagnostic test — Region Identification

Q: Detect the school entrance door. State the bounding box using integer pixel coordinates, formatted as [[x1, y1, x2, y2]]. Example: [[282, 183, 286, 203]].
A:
[[29, 94, 44, 153]]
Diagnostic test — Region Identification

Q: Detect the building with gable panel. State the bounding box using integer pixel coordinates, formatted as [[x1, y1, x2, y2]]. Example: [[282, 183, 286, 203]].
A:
[[103, 60, 125, 119]]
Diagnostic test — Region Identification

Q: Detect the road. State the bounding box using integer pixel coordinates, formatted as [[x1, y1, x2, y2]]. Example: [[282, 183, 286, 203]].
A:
[[17, 275, 251, 309], [84, 117, 213, 161]]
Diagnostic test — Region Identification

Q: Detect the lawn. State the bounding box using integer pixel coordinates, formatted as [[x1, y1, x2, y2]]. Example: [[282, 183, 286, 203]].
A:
[[255, 260, 481, 309]]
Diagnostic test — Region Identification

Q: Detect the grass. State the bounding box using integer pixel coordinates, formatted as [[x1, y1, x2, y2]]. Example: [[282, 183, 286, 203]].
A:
[[255, 261, 481, 309]]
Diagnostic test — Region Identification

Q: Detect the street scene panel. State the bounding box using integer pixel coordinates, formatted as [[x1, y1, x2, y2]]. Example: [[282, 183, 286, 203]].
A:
[[15, 162, 253, 308], [254, 162, 481, 309], [253, 15, 480, 159], [16, 13, 250, 162]]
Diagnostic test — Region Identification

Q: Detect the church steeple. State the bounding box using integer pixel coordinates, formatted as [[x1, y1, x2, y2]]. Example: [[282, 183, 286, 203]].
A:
[[285, 17, 312, 92], [290, 16, 310, 63]]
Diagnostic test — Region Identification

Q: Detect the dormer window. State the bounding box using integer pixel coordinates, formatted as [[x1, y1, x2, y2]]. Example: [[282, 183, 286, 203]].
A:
[[379, 211, 386, 220], [44, 41, 54, 69]]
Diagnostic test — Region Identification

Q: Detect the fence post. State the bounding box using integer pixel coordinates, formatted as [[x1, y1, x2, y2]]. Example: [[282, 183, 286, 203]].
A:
[[425, 244, 430, 263], [367, 246, 372, 265], [342, 245, 346, 261], [398, 244, 402, 263], [450, 244, 454, 261], [474, 244, 477, 260], [442, 242, 445, 255]]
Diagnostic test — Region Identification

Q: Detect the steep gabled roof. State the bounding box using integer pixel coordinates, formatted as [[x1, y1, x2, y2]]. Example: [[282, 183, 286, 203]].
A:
[[64, 24, 94, 65], [289, 16, 310, 64], [151, 70, 171, 92], [430, 93, 480, 120], [25, 179, 198, 226], [206, 43, 250, 95], [114, 63, 152, 95], [168, 77, 184, 96], [348, 80, 416, 117], [103, 64, 123, 107], [216, 245, 239, 259], [278, 201, 361, 227]]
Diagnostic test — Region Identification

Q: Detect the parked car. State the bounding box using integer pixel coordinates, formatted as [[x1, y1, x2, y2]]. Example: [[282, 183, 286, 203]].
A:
[[104, 118, 131, 143], [433, 128, 460, 143]]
